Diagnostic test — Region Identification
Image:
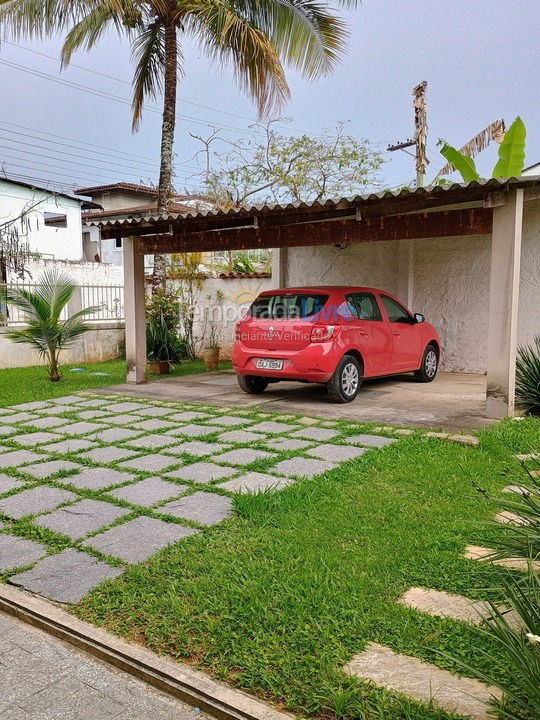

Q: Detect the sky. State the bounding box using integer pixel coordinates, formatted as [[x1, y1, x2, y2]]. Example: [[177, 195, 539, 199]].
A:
[[0, 0, 538, 197]]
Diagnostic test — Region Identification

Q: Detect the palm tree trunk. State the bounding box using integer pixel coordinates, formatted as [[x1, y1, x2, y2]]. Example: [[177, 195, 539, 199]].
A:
[[153, 18, 178, 289], [49, 350, 60, 382]]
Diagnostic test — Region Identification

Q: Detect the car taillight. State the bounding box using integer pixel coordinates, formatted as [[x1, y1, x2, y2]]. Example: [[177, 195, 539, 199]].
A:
[[310, 325, 338, 342]]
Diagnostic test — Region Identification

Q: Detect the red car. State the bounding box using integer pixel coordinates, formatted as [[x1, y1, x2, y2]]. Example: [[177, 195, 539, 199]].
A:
[[232, 286, 441, 403]]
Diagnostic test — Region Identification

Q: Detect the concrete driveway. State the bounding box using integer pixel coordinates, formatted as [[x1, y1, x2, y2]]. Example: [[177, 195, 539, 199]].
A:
[[101, 371, 490, 430]]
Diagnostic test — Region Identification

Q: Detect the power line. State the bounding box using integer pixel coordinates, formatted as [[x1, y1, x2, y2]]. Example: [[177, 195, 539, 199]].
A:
[[0, 156, 149, 186], [2, 40, 314, 136], [0, 58, 275, 138]]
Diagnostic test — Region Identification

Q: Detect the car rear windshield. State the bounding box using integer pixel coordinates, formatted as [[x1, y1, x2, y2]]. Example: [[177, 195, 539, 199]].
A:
[[249, 293, 329, 320]]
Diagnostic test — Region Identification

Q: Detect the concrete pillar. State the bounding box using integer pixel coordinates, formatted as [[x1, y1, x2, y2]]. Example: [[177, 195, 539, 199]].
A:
[[123, 236, 147, 384], [271, 247, 288, 288], [486, 189, 524, 418], [397, 238, 415, 309], [66, 285, 83, 317]]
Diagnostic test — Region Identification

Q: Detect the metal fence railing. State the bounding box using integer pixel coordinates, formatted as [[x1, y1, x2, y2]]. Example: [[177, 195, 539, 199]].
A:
[[0, 283, 124, 327]]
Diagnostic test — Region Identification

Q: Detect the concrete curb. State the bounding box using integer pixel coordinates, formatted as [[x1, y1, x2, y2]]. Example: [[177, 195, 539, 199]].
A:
[[0, 584, 293, 720]]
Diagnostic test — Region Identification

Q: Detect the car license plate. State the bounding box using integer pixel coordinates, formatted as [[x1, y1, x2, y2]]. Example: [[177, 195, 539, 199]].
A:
[[256, 358, 283, 370]]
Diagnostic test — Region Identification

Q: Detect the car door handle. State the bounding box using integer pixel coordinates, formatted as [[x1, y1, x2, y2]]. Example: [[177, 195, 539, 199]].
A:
[[392, 331, 400, 336], [359, 330, 368, 337]]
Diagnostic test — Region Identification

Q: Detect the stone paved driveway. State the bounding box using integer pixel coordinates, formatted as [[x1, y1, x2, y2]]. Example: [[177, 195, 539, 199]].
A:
[[0, 393, 399, 604]]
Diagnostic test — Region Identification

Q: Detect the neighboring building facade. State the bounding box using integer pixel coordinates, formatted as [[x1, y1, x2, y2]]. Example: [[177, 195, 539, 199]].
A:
[[0, 177, 91, 263], [76, 183, 214, 266]]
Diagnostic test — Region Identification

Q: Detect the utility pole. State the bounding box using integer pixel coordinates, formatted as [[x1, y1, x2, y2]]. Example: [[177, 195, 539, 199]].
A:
[[387, 81, 429, 188]]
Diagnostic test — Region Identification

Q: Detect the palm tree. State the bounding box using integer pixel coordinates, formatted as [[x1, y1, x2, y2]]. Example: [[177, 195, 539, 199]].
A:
[[5, 269, 99, 381], [0, 0, 357, 283]]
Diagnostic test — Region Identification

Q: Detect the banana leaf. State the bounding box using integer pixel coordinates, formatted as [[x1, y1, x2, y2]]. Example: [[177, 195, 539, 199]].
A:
[[439, 142, 480, 182], [492, 116, 526, 178]]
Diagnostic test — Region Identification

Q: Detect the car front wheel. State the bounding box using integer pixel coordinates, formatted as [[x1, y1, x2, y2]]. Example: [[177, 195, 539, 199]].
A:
[[414, 344, 439, 382], [327, 355, 362, 403], [237, 374, 269, 394]]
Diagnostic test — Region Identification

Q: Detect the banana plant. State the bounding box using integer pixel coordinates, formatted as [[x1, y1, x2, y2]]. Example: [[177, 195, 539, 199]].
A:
[[438, 116, 526, 182]]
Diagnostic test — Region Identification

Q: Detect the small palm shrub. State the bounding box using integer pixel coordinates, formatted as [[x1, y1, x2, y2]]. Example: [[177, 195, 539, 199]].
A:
[[516, 336, 540, 414], [6, 269, 98, 381], [146, 313, 184, 364]]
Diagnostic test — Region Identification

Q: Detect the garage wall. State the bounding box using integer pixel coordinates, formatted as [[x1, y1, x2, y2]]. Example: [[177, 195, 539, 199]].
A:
[[286, 240, 400, 292], [281, 199, 540, 374]]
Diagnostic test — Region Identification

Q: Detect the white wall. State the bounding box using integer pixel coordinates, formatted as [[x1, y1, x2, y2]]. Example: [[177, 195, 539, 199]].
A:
[[0, 324, 124, 369], [7, 258, 124, 286], [282, 200, 540, 374], [0, 181, 83, 261]]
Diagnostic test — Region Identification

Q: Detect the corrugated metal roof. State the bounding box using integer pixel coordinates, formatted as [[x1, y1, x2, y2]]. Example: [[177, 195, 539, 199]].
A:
[[87, 176, 540, 230]]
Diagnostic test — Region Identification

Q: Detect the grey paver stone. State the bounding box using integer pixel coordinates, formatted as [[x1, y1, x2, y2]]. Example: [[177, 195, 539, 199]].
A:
[[87, 427, 143, 443], [76, 409, 112, 420], [250, 421, 299, 434], [297, 416, 319, 425], [56, 421, 107, 436], [398, 587, 510, 627], [69, 467, 136, 490], [158, 491, 233, 526], [210, 415, 248, 427], [0, 449, 45, 468], [109, 477, 188, 506], [165, 441, 230, 457], [166, 462, 236, 483], [11, 431, 61, 447], [36, 498, 130, 539], [0, 425, 17, 436], [79, 446, 138, 464], [167, 411, 211, 421], [42, 438, 98, 454], [215, 448, 274, 465], [0, 534, 47, 570], [23, 460, 81, 479], [51, 395, 84, 405], [307, 444, 367, 462], [167, 423, 220, 437], [75, 398, 112, 408], [119, 454, 179, 473], [129, 418, 179, 432], [9, 548, 124, 603], [272, 457, 336, 478], [343, 433, 398, 448], [1, 412, 39, 423], [291, 427, 339, 441], [34, 406, 71, 416], [0, 473, 26, 494], [101, 414, 138, 426], [219, 472, 293, 494], [217, 430, 261, 444], [131, 406, 174, 417], [265, 437, 313, 451], [125, 433, 177, 449], [21, 416, 70, 430], [345, 643, 501, 720], [8, 401, 51, 411], [0, 486, 77, 519], [103, 401, 148, 413], [85, 516, 198, 562]]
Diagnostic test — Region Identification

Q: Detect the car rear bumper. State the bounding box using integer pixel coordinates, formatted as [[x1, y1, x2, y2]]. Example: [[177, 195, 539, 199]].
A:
[[232, 343, 336, 382]]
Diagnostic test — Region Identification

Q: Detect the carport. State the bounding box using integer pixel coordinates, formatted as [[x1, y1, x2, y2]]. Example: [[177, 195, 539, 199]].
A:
[[91, 177, 540, 421]]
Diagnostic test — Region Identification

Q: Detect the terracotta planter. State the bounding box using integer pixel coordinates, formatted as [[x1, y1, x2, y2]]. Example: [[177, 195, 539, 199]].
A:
[[202, 347, 220, 371], [148, 360, 170, 375]]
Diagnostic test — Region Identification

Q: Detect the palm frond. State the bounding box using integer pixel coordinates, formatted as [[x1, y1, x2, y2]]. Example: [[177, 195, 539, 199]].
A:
[[188, 2, 290, 117], [130, 19, 166, 130], [0, 0, 79, 39], [229, 0, 351, 79]]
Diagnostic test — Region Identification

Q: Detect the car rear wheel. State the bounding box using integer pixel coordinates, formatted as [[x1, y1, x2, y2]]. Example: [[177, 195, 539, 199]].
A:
[[237, 374, 269, 394], [327, 355, 362, 403], [414, 344, 439, 382]]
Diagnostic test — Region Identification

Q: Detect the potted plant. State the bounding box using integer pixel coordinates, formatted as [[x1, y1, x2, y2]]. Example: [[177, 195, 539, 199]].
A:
[[146, 313, 183, 375], [202, 323, 220, 371]]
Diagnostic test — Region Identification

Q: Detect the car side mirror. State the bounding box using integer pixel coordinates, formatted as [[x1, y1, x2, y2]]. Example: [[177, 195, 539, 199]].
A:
[[414, 313, 425, 324]]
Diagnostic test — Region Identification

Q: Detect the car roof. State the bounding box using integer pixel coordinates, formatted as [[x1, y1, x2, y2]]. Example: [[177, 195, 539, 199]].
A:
[[259, 286, 383, 296]]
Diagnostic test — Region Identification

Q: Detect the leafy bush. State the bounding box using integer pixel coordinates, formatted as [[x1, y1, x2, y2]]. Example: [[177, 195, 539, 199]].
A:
[[516, 336, 540, 414], [146, 314, 185, 364], [145, 287, 180, 331]]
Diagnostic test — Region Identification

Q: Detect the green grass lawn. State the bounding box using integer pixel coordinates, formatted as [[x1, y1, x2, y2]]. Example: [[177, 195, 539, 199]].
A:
[[73, 413, 540, 720], [0, 358, 231, 408]]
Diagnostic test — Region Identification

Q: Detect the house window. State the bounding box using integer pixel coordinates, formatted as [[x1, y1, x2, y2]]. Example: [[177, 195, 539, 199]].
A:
[[115, 238, 123, 249], [44, 212, 67, 228]]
